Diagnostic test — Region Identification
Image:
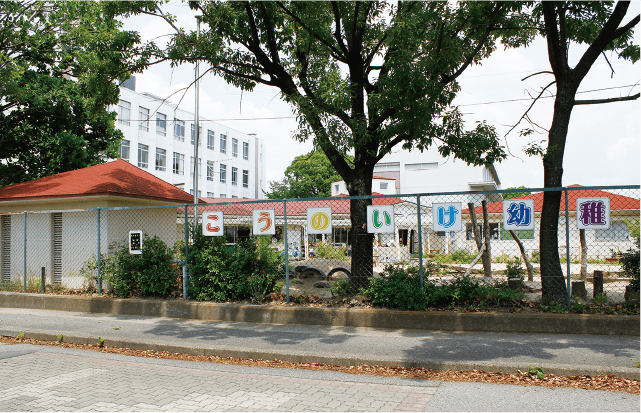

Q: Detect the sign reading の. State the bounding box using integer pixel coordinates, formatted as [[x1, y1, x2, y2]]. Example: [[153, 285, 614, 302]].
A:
[[252, 209, 276, 235], [367, 205, 395, 233], [307, 207, 332, 234]]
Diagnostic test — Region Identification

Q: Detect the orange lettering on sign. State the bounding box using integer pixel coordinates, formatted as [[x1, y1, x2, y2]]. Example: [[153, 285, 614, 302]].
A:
[[258, 211, 272, 232]]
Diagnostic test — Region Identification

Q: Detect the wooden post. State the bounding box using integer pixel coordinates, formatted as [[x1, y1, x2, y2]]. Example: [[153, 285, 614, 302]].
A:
[[593, 270, 604, 299], [579, 229, 587, 281], [509, 230, 534, 282]]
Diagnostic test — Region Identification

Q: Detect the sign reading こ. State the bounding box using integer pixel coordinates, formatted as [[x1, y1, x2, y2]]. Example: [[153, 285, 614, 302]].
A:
[[202, 211, 224, 236], [432, 202, 462, 232], [307, 207, 332, 234], [576, 197, 610, 229], [253, 209, 276, 235], [503, 199, 534, 231], [367, 205, 395, 233]]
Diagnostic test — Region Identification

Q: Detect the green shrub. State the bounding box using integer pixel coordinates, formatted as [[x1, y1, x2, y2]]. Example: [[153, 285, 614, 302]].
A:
[[362, 264, 427, 311], [531, 250, 540, 263], [330, 279, 354, 298], [620, 219, 640, 291], [111, 236, 179, 298], [313, 241, 349, 261], [450, 249, 475, 263], [505, 257, 525, 280], [187, 227, 284, 302]]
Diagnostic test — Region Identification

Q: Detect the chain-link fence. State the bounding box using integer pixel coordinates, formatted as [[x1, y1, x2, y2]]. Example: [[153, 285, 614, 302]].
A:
[[1, 186, 638, 305]]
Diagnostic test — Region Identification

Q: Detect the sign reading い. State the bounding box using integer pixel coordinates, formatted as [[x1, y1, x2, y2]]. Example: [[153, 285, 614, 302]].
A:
[[367, 205, 395, 233], [307, 207, 332, 234]]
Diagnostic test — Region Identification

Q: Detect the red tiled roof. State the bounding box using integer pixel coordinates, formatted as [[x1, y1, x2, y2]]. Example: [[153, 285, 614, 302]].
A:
[[188, 194, 405, 216], [462, 185, 639, 214], [0, 160, 197, 204]]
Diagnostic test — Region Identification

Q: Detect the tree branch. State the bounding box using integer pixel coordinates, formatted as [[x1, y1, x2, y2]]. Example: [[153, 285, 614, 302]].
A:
[[505, 81, 556, 137], [574, 92, 639, 105], [521, 71, 554, 81]]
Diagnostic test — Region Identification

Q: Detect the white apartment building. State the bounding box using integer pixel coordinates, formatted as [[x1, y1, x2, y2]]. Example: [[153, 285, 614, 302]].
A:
[[114, 77, 266, 199], [332, 148, 502, 204]]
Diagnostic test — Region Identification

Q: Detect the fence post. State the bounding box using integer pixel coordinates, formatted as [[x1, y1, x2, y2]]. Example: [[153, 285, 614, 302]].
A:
[[41, 267, 45, 293], [23, 212, 27, 293], [183, 205, 189, 299], [97, 208, 101, 294], [417, 196, 424, 289], [565, 188, 572, 309], [284, 200, 289, 304]]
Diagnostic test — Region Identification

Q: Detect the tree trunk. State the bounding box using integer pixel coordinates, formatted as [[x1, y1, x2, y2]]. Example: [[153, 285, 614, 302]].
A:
[[481, 200, 492, 278], [540, 87, 575, 302], [345, 168, 374, 289], [509, 230, 534, 282], [579, 229, 587, 281]]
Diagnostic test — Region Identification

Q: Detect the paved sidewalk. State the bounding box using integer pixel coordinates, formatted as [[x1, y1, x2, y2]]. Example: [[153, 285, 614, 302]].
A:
[[0, 344, 638, 412], [0, 308, 639, 379]]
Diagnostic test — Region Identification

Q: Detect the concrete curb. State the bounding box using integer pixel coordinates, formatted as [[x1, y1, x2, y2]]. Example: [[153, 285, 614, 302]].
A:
[[1, 329, 638, 380], [1, 292, 638, 336]]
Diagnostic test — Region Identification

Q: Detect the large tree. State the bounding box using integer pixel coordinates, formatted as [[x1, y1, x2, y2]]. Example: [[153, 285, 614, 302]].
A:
[[518, 1, 639, 302], [117, 1, 531, 286], [267, 149, 350, 199], [0, 1, 143, 186]]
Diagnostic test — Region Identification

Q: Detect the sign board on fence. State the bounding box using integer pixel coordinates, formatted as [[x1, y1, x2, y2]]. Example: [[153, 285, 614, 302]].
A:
[[253, 209, 276, 235], [503, 199, 534, 231], [307, 207, 332, 234], [128, 230, 142, 254], [202, 211, 224, 236], [367, 205, 395, 233], [432, 202, 462, 232], [576, 197, 610, 229]]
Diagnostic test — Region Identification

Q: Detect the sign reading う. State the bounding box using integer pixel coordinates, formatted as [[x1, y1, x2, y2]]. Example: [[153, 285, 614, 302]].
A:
[[367, 205, 395, 233], [253, 209, 276, 235], [202, 211, 224, 236], [307, 207, 332, 234]]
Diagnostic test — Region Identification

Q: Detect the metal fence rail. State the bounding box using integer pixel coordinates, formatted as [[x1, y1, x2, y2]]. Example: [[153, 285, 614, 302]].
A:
[[0, 185, 638, 306]]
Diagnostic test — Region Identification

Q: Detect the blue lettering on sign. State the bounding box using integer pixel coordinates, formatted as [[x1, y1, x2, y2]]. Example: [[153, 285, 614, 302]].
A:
[[437, 205, 458, 228], [506, 202, 532, 227]]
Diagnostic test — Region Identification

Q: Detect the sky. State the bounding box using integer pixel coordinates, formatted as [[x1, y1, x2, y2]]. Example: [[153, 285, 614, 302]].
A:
[[121, 1, 640, 190]]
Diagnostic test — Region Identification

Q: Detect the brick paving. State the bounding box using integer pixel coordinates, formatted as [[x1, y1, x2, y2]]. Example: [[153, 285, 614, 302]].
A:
[[0, 348, 437, 412]]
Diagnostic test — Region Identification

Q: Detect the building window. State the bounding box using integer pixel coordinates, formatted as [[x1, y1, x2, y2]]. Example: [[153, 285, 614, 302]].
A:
[[137, 144, 149, 168], [220, 134, 227, 154], [232, 195, 238, 198], [220, 164, 227, 183], [207, 130, 215, 150], [189, 189, 201, 197], [155, 148, 166, 171], [466, 223, 500, 241], [207, 160, 214, 181], [139, 107, 149, 132], [335, 184, 339, 192], [405, 162, 438, 171], [156, 113, 166, 136], [117, 100, 131, 126], [173, 152, 184, 175], [190, 156, 201, 178], [174, 119, 185, 141], [231, 167, 238, 185], [220, 193, 226, 198], [232, 138, 238, 157], [191, 124, 202, 145], [207, 192, 214, 197], [119, 139, 130, 161], [500, 225, 534, 240], [243, 142, 249, 160], [595, 221, 629, 241], [242, 170, 249, 188], [380, 182, 388, 190]]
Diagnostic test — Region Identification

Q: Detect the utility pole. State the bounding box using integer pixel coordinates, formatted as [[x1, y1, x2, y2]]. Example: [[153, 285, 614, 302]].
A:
[[193, 16, 201, 228]]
